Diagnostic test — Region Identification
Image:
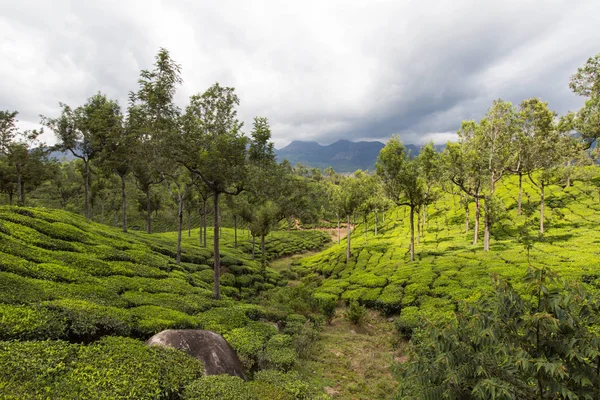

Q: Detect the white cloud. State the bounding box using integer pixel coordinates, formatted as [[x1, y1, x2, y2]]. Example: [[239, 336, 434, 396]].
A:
[[1, 0, 599, 148]]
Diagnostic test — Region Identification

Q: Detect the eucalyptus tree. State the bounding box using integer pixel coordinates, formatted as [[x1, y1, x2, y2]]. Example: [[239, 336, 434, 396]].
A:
[[478, 100, 517, 250], [335, 171, 370, 260], [128, 48, 182, 233], [180, 83, 248, 300], [416, 141, 441, 238], [376, 137, 425, 261], [42, 93, 121, 218], [5, 128, 48, 206], [443, 122, 487, 245], [516, 98, 563, 234], [98, 110, 133, 232], [165, 166, 195, 265]]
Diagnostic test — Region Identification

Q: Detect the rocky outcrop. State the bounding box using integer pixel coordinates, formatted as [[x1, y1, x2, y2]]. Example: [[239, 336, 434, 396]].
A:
[[146, 329, 246, 380]]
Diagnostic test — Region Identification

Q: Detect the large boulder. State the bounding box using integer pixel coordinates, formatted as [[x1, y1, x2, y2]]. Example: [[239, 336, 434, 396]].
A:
[[146, 329, 246, 380]]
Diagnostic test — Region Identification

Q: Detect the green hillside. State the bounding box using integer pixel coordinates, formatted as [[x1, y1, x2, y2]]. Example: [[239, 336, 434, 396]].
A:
[[296, 171, 600, 333], [0, 206, 331, 399]]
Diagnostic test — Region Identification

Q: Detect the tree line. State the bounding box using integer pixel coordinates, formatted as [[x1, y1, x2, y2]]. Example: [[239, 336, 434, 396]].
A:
[[1, 50, 600, 299]]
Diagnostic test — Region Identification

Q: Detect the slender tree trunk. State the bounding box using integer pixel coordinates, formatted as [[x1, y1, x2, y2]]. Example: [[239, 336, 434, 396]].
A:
[[346, 214, 351, 261], [252, 235, 255, 259], [8, 191, 13, 206], [409, 205, 415, 262], [337, 213, 340, 245], [203, 200, 207, 247], [84, 161, 90, 219], [213, 192, 221, 300], [234, 215, 237, 249], [176, 196, 183, 265], [540, 181, 545, 234], [198, 206, 203, 246], [483, 199, 490, 252], [465, 200, 469, 233], [187, 211, 191, 238], [382, 209, 385, 224], [416, 208, 421, 246], [261, 234, 266, 272], [566, 160, 571, 188], [120, 174, 127, 232], [16, 168, 23, 206], [146, 189, 152, 234], [375, 210, 378, 235], [364, 215, 368, 240], [473, 197, 480, 245], [517, 172, 523, 216]]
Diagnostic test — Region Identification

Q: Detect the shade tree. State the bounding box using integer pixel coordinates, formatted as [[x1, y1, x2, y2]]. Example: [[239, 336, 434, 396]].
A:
[[376, 137, 425, 261]]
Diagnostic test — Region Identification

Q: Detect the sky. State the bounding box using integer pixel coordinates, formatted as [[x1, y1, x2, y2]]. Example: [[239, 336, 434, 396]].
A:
[[1, 0, 599, 149]]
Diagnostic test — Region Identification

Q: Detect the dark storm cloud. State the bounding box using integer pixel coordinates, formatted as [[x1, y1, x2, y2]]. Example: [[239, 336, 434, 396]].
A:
[[1, 0, 599, 147]]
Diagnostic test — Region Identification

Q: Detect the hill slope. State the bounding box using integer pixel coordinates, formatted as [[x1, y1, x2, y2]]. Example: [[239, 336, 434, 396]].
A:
[[0, 206, 331, 399], [296, 170, 600, 331]]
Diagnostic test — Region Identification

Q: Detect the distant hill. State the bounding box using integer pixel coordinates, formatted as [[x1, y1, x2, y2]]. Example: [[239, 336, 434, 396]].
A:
[[275, 139, 444, 172]]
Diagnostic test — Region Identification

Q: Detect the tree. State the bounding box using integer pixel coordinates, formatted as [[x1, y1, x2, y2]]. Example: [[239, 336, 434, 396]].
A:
[[416, 142, 441, 239], [181, 83, 248, 300], [478, 100, 516, 251], [376, 137, 424, 261], [0, 111, 18, 155], [98, 109, 132, 232], [128, 48, 182, 233], [42, 93, 121, 219], [332, 172, 369, 260], [518, 98, 563, 234], [249, 201, 279, 272], [564, 53, 600, 149], [165, 167, 194, 265], [443, 124, 486, 245]]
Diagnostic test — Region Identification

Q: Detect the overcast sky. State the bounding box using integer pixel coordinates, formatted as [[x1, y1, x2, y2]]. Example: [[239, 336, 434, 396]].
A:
[[1, 1, 599, 148]]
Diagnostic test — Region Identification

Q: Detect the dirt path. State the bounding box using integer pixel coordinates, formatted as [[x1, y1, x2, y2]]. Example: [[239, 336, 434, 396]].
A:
[[268, 245, 405, 399], [308, 309, 404, 399]]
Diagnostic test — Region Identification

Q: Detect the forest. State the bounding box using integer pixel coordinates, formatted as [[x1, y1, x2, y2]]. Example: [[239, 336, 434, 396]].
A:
[[1, 49, 600, 399]]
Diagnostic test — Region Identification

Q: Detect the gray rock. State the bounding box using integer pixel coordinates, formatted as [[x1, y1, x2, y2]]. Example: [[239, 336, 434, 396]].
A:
[[147, 329, 246, 380]]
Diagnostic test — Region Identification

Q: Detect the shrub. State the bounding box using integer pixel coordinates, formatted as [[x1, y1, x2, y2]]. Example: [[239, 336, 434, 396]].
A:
[[45, 299, 134, 341], [253, 370, 314, 400], [0, 337, 204, 399], [259, 334, 297, 371], [183, 375, 257, 400], [0, 304, 66, 340], [398, 267, 600, 399], [345, 301, 366, 325]]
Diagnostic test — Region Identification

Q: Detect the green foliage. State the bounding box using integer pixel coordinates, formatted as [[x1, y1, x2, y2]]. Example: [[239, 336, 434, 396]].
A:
[[345, 300, 366, 325], [0, 336, 203, 400], [259, 334, 297, 371], [183, 375, 257, 400], [0, 304, 66, 340], [397, 267, 600, 399]]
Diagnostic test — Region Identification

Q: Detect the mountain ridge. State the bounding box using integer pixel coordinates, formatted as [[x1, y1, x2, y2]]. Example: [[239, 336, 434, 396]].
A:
[[275, 139, 444, 172]]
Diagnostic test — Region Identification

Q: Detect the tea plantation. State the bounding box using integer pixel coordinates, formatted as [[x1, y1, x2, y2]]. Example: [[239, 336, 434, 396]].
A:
[[296, 171, 600, 336], [0, 206, 330, 399]]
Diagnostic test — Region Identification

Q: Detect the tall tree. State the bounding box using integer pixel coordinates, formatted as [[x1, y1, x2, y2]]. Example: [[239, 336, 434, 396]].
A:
[[518, 98, 562, 234], [98, 109, 132, 232], [42, 93, 120, 218], [335, 172, 369, 260], [128, 48, 182, 233], [181, 83, 248, 300], [376, 137, 425, 261], [478, 100, 516, 251], [443, 122, 487, 245]]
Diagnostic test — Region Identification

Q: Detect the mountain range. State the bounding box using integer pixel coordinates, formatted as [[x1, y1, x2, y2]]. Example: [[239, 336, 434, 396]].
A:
[[275, 140, 444, 173]]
